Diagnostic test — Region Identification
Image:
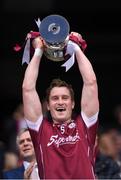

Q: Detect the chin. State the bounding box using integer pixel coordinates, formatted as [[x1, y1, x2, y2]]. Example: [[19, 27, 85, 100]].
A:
[[24, 152, 32, 157]]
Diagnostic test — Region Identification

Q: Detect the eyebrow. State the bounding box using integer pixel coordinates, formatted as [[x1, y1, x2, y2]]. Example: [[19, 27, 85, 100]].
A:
[[19, 138, 31, 144]]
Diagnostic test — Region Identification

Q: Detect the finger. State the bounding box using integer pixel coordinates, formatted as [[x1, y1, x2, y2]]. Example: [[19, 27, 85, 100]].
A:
[[24, 162, 35, 177], [24, 167, 33, 179]]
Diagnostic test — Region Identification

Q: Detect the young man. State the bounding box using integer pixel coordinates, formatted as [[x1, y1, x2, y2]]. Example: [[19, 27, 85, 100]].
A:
[[22, 32, 99, 179], [3, 128, 39, 179]]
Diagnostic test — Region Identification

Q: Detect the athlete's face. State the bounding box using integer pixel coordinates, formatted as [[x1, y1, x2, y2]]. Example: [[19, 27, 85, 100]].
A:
[[47, 87, 75, 123], [18, 131, 35, 161]]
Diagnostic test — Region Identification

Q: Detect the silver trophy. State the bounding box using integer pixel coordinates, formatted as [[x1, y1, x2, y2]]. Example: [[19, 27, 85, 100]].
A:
[[39, 14, 70, 61]]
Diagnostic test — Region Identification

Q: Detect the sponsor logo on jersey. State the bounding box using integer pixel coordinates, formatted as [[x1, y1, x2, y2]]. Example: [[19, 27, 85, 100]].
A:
[[47, 132, 80, 147]]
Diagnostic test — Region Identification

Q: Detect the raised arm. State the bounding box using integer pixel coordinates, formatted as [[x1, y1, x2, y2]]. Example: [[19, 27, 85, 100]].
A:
[[71, 32, 99, 117], [22, 37, 44, 122], [76, 47, 99, 117]]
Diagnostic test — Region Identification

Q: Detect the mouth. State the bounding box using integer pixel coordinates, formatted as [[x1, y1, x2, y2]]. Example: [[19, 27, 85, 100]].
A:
[[23, 148, 31, 153], [56, 107, 66, 112]]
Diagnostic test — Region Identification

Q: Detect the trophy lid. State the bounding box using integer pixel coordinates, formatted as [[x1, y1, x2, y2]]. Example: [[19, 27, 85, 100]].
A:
[[39, 14, 70, 45]]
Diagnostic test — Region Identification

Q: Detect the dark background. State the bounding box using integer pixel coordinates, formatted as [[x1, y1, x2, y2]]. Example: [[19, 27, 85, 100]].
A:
[[1, 0, 121, 129]]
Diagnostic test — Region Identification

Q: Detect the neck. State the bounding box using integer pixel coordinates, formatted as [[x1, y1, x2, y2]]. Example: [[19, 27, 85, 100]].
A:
[[24, 155, 35, 163], [53, 118, 72, 125]]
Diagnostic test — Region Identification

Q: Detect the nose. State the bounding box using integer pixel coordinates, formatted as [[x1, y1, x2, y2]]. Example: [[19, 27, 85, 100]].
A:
[[23, 140, 29, 146], [57, 97, 63, 105]]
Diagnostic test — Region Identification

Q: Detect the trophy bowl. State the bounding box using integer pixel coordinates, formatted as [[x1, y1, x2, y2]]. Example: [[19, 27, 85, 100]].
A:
[[39, 14, 70, 61]]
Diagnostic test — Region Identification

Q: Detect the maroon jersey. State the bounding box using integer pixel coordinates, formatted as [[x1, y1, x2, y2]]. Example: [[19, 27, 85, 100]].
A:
[[28, 115, 98, 179]]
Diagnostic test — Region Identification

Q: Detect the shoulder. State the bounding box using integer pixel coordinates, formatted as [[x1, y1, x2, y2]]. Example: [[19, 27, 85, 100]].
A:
[[3, 165, 24, 179]]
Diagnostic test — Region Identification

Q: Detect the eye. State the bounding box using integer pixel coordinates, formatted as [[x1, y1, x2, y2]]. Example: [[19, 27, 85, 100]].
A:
[[51, 96, 58, 101], [63, 95, 69, 100], [27, 138, 32, 142], [19, 140, 24, 145]]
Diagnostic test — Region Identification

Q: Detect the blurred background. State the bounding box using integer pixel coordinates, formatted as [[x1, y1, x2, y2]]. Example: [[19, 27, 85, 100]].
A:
[[1, 0, 121, 155]]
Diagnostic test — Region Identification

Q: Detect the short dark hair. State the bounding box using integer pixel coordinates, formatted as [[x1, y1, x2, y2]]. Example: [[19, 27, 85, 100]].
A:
[[46, 78, 74, 102]]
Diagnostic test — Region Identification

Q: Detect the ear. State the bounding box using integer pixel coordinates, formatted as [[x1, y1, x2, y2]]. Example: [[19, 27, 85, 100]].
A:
[[47, 103, 50, 110], [72, 101, 75, 109]]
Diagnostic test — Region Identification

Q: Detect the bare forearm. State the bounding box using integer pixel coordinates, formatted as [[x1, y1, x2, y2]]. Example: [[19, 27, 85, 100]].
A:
[[75, 48, 99, 116], [75, 49, 97, 85], [23, 48, 43, 90]]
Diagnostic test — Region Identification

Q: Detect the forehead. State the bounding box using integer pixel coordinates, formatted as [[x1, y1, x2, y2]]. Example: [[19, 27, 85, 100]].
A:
[[50, 87, 70, 96], [19, 131, 31, 140]]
